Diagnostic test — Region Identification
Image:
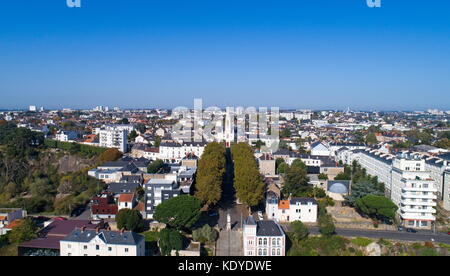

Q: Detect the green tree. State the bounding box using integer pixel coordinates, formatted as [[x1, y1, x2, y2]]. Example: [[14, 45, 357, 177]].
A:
[[194, 142, 226, 207], [98, 148, 123, 163], [231, 143, 265, 208], [282, 159, 310, 197], [159, 228, 183, 256], [147, 159, 165, 174], [318, 213, 335, 237], [334, 172, 351, 181], [355, 194, 398, 221], [318, 173, 329, 180], [365, 132, 378, 145], [8, 218, 37, 244], [193, 224, 218, 243], [290, 221, 309, 241], [153, 195, 202, 230], [115, 209, 145, 232]]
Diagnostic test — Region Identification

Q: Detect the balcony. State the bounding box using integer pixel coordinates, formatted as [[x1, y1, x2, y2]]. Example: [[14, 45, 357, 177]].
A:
[[402, 186, 437, 193], [401, 193, 437, 200], [401, 213, 435, 221], [401, 200, 436, 207], [401, 207, 436, 213]]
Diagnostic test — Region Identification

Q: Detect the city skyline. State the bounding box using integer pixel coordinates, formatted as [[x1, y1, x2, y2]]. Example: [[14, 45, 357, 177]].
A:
[[1, 0, 450, 110]]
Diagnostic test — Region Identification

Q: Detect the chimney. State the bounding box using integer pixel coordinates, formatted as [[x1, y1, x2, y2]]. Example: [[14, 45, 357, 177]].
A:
[[120, 227, 125, 235], [81, 226, 86, 233]]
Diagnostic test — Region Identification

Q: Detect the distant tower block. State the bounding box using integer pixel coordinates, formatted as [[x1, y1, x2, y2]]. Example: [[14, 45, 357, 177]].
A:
[[224, 107, 235, 148]]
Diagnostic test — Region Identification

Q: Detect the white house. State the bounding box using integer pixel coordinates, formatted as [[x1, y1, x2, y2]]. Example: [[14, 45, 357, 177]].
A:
[[60, 228, 145, 256], [118, 193, 136, 211], [265, 195, 318, 223], [55, 130, 78, 142]]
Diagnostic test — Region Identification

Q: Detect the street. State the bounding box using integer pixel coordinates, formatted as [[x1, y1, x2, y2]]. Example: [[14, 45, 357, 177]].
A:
[[282, 225, 450, 244]]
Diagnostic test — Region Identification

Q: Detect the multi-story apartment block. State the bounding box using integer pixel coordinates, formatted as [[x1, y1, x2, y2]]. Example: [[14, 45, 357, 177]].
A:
[[355, 149, 394, 195], [265, 195, 318, 223], [391, 155, 437, 229], [243, 216, 285, 256], [444, 170, 450, 211], [60, 228, 145, 256], [144, 175, 181, 219], [99, 126, 127, 153]]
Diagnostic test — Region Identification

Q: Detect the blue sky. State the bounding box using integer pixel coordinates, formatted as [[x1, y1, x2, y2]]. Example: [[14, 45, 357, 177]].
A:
[[0, 0, 449, 111]]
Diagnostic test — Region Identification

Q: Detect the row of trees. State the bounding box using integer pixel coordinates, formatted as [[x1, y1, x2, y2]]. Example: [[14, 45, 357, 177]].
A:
[[231, 143, 265, 209], [194, 142, 226, 207]]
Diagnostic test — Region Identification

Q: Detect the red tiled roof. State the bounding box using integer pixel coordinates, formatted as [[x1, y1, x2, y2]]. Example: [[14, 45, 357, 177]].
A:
[[278, 200, 290, 210], [119, 193, 134, 202]]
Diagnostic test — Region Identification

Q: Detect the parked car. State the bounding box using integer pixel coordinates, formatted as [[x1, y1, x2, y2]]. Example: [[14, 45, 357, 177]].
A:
[[54, 216, 67, 221], [397, 226, 403, 231], [257, 211, 264, 220], [406, 228, 417, 233]]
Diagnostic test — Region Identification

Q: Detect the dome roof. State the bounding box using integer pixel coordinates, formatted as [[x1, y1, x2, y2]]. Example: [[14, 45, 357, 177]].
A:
[[328, 182, 348, 194]]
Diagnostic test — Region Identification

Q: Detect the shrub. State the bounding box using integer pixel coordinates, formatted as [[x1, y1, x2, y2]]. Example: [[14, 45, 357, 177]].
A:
[[193, 224, 218, 243], [351, 237, 373, 247]]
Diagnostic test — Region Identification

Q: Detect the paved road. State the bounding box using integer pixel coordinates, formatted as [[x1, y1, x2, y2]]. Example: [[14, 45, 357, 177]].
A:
[[284, 226, 450, 244], [216, 230, 243, 256]]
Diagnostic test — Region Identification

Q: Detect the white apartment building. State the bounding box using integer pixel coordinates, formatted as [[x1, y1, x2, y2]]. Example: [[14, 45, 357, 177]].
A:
[[99, 127, 127, 152], [444, 170, 450, 211], [391, 155, 437, 229], [159, 142, 206, 163], [243, 216, 285, 257], [60, 228, 145, 256], [265, 196, 318, 223], [357, 149, 394, 194]]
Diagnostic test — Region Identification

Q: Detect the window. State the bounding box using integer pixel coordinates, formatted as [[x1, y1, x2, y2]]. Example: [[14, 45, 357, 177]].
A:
[[258, 249, 262, 256], [272, 239, 276, 246], [83, 245, 87, 250], [263, 238, 267, 246], [108, 247, 112, 251], [96, 245, 100, 250], [125, 248, 129, 253], [421, 221, 428, 227], [272, 249, 276, 256], [67, 244, 71, 248], [263, 249, 267, 256], [277, 249, 281, 256], [258, 238, 262, 246]]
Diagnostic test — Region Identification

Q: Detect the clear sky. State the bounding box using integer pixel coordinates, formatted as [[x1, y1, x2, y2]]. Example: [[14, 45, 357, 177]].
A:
[[0, 0, 449, 111]]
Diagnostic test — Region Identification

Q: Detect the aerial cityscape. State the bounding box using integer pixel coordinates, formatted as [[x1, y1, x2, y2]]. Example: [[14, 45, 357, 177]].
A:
[[0, 0, 449, 263]]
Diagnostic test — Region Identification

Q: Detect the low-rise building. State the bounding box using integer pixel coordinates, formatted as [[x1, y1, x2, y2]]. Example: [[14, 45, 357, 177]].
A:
[[60, 228, 145, 256], [265, 194, 317, 223], [243, 216, 285, 256]]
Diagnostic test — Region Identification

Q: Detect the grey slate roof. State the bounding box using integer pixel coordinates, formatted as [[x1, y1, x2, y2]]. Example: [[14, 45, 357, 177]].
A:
[[256, 221, 283, 237], [107, 182, 140, 194], [61, 229, 144, 246], [290, 197, 318, 205]]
